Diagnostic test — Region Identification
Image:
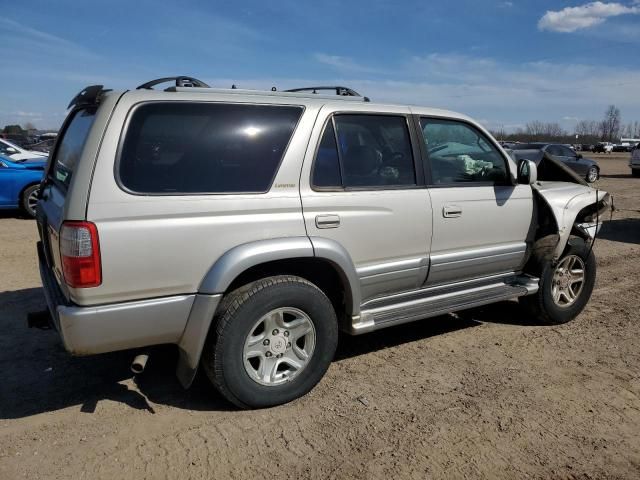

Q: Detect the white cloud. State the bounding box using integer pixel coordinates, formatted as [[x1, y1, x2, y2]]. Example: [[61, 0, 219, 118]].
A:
[[538, 2, 640, 33], [264, 52, 640, 130], [313, 53, 380, 74], [0, 16, 97, 60]]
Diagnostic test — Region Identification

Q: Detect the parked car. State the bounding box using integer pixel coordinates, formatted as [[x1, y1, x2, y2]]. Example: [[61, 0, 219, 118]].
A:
[[34, 78, 610, 408], [580, 144, 595, 152], [613, 143, 633, 153], [0, 154, 45, 217], [631, 143, 640, 177], [511, 143, 600, 182], [27, 138, 56, 154], [0, 138, 48, 161], [593, 142, 613, 154]]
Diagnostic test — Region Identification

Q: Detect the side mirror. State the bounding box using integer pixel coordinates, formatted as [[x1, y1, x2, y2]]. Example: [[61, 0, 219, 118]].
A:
[[576, 153, 583, 159], [5, 147, 18, 154], [517, 159, 537, 185]]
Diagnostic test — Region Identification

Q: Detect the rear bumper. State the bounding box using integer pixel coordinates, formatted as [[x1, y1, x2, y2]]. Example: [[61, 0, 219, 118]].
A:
[[37, 242, 219, 357]]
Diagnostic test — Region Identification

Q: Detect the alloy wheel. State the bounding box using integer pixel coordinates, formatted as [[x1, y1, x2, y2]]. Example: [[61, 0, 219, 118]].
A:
[[551, 255, 586, 307], [243, 307, 316, 386]]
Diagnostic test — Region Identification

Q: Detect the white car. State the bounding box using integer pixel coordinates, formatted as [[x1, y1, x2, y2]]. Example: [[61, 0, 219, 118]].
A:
[[0, 138, 48, 161]]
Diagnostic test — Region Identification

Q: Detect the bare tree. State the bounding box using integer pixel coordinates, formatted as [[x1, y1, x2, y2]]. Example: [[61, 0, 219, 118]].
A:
[[601, 105, 621, 142], [525, 121, 545, 137], [23, 121, 36, 131]]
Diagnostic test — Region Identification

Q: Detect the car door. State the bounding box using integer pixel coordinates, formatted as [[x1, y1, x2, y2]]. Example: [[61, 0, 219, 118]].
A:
[[418, 116, 533, 285], [300, 107, 433, 302], [558, 145, 586, 175], [0, 159, 18, 206]]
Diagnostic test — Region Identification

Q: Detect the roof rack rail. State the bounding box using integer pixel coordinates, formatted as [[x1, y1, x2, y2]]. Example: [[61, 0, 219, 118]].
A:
[[67, 85, 111, 110], [136, 76, 210, 90], [284, 86, 370, 102]]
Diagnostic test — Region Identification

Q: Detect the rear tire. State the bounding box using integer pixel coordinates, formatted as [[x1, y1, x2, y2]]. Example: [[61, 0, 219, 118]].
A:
[[21, 184, 40, 218], [520, 238, 596, 325], [201, 275, 338, 409]]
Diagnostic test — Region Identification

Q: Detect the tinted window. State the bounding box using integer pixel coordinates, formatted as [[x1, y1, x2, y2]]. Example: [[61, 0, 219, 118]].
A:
[[50, 108, 96, 189], [421, 118, 508, 184], [512, 144, 545, 150], [558, 145, 575, 157], [311, 115, 415, 189], [312, 122, 341, 187], [119, 103, 302, 194], [546, 145, 562, 156]]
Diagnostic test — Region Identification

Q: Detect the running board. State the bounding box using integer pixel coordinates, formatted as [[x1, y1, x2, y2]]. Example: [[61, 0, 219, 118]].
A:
[[348, 277, 538, 335]]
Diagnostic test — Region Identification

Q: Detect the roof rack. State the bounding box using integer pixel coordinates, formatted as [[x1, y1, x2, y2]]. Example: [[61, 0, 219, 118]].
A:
[[285, 86, 370, 102], [136, 76, 210, 90], [131, 77, 370, 101]]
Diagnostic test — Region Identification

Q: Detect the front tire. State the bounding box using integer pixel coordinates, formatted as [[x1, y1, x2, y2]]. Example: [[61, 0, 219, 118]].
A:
[[520, 238, 596, 324], [201, 275, 338, 409], [21, 184, 40, 218], [632, 169, 640, 178], [586, 166, 599, 183]]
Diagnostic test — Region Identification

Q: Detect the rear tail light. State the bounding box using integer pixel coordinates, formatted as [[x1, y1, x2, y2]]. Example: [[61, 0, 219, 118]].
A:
[[60, 221, 102, 288]]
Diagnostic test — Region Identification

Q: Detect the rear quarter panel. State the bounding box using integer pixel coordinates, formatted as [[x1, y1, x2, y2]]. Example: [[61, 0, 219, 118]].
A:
[[80, 92, 321, 306]]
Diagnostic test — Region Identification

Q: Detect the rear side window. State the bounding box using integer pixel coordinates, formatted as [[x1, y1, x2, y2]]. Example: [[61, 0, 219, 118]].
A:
[[118, 102, 303, 194], [51, 108, 97, 189], [312, 114, 416, 189]]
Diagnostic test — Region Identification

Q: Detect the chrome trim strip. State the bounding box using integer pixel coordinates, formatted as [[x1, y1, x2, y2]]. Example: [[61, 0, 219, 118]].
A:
[[430, 242, 526, 265], [357, 256, 428, 278]]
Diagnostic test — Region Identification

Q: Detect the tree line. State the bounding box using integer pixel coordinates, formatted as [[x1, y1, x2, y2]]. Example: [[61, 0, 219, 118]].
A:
[[491, 105, 639, 144]]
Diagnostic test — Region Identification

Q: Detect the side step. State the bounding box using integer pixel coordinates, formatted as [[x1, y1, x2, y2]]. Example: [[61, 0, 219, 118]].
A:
[[349, 277, 538, 335]]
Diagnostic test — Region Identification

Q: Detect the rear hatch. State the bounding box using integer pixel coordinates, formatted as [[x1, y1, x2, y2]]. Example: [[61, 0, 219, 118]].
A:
[[37, 107, 98, 294]]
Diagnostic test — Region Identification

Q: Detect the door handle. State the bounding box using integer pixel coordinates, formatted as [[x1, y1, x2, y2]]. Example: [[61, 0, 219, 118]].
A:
[[315, 214, 340, 229], [443, 205, 462, 218]]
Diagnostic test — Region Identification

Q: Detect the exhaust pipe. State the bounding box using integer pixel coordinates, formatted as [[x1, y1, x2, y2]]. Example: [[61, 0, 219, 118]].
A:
[[131, 353, 149, 374]]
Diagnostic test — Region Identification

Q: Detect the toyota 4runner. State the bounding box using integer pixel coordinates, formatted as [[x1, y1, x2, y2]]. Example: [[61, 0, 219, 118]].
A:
[[35, 77, 611, 408]]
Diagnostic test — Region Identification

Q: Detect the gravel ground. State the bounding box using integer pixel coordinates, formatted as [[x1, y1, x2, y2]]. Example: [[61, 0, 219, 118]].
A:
[[0, 153, 639, 479]]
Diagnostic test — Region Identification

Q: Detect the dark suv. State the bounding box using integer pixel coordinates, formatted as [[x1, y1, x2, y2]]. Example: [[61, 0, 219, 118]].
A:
[[512, 143, 600, 183]]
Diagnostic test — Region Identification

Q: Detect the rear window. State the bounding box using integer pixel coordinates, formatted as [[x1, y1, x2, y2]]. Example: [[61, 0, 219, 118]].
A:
[[51, 108, 97, 189], [118, 102, 303, 194]]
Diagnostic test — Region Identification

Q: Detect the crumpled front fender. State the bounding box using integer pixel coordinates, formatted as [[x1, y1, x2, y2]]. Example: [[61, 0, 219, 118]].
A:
[[533, 181, 609, 261]]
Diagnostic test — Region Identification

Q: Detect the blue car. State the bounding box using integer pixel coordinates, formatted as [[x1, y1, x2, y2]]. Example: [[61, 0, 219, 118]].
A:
[[0, 154, 46, 217]]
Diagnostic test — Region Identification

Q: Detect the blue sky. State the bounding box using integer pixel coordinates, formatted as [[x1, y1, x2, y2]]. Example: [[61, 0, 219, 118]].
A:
[[1, 0, 639, 131]]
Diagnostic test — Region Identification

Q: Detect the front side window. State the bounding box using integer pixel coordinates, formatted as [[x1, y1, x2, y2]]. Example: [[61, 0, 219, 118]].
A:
[[558, 145, 575, 157], [421, 118, 508, 185], [119, 102, 303, 194], [312, 114, 416, 189]]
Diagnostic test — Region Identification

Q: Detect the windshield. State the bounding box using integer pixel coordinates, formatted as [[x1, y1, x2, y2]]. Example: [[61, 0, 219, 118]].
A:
[[50, 108, 96, 190], [0, 138, 23, 150]]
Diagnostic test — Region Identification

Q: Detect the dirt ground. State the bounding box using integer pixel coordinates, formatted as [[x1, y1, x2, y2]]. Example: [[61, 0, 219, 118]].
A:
[[0, 153, 638, 479]]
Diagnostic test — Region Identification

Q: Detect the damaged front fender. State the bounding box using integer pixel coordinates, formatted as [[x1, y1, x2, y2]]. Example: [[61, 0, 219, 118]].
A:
[[533, 181, 610, 261]]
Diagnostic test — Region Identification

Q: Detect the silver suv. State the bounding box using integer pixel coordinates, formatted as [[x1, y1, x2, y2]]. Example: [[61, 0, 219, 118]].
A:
[[35, 77, 610, 408]]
